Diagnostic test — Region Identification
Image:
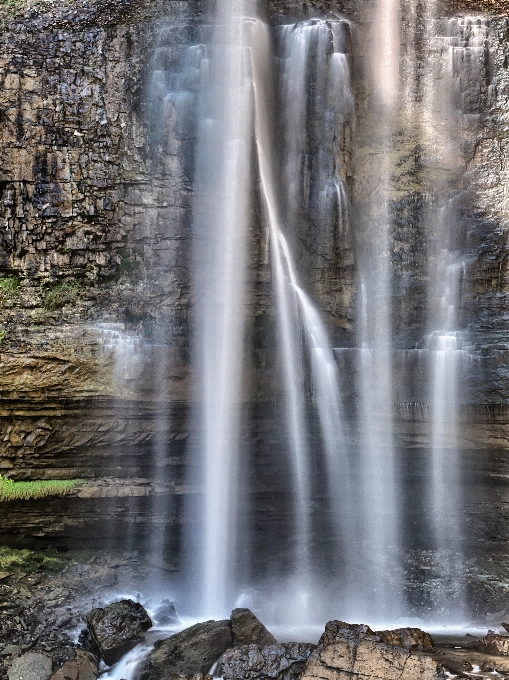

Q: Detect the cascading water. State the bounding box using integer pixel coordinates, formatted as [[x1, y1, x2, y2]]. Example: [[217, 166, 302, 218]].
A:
[[103, 0, 495, 645], [249, 16, 355, 622], [190, 0, 255, 619], [353, 0, 403, 620], [419, 16, 487, 614], [97, 323, 145, 553]]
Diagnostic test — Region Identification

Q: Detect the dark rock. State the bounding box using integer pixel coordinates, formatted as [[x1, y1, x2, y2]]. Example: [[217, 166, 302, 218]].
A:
[[501, 623, 509, 635], [441, 659, 473, 677], [153, 600, 180, 626], [374, 627, 434, 650], [7, 652, 53, 680], [51, 650, 99, 680], [77, 627, 100, 659], [141, 619, 233, 680], [230, 609, 277, 647], [86, 599, 152, 665], [220, 643, 316, 680]]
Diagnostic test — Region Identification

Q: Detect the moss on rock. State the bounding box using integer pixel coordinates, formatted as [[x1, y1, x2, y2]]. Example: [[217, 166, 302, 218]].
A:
[[0, 544, 64, 572]]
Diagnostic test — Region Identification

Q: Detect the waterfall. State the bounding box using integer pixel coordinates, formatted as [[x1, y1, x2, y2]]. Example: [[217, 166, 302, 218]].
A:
[[135, 0, 487, 628], [353, 0, 403, 620], [191, 0, 255, 618], [420, 16, 487, 615], [143, 0, 356, 623], [248, 17, 355, 622], [96, 323, 145, 553]]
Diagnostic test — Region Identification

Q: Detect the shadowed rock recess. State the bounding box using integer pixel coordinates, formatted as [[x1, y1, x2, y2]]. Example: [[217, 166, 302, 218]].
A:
[[1, 0, 509, 624]]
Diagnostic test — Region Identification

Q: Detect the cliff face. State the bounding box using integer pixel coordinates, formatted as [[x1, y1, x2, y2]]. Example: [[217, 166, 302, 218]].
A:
[[0, 0, 508, 598]]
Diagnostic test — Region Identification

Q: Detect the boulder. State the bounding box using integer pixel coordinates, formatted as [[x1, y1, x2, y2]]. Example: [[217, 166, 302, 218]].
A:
[[7, 652, 53, 680], [230, 609, 277, 647], [468, 633, 509, 656], [51, 651, 99, 680], [374, 628, 434, 651], [153, 600, 180, 626], [86, 599, 152, 665], [140, 619, 233, 680], [300, 621, 441, 680], [221, 642, 316, 680]]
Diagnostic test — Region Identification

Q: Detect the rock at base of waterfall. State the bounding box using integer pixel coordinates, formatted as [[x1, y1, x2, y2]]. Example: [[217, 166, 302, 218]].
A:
[[468, 633, 509, 656], [230, 608, 278, 647], [51, 650, 99, 680], [153, 600, 180, 626], [300, 621, 441, 680], [374, 628, 434, 650], [85, 599, 152, 666], [7, 652, 53, 680], [139, 619, 233, 680], [220, 642, 316, 680]]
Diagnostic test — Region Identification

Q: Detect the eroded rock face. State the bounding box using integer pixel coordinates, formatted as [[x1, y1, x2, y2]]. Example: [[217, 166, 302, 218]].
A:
[[300, 622, 440, 680], [141, 619, 233, 680], [220, 643, 316, 680], [231, 609, 278, 648], [86, 599, 152, 665]]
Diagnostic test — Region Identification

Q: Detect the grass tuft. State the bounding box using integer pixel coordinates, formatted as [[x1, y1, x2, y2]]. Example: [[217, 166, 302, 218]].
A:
[[0, 545, 64, 573], [0, 475, 85, 502], [0, 276, 20, 301], [43, 280, 79, 311]]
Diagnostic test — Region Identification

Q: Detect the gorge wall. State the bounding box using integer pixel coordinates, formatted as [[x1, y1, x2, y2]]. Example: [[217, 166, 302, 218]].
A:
[[0, 0, 509, 619]]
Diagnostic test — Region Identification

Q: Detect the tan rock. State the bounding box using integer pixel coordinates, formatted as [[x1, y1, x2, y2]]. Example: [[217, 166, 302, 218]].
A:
[[374, 629, 434, 651], [51, 650, 98, 680], [300, 622, 440, 680], [469, 634, 509, 656]]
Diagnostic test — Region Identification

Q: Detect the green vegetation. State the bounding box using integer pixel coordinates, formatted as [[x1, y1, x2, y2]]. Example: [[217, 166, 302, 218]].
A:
[[0, 276, 20, 301], [0, 0, 26, 10], [0, 475, 85, 502], [0, 545, 64, 574], [0, 0, 91, 13], [43, 280, 79, 311], [118, 255, 141, 278]]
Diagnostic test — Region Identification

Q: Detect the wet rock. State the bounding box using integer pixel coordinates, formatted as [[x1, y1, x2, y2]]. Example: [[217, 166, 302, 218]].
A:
[[141, 619, 233, 680], [51, 650, 99, 680], [230, 609, 277, 647], [374, 628, 434, 650], [0, 646, 20, 658], [80, 566, 116, 589], [441, 659, 473, 677], [468, 633, 509, 656], [7, 652, 53, 680], [220, 642, 316, 680], [86, 599, 152, 665], [300, 621, 440, 680], [153, 600, 180, 626]]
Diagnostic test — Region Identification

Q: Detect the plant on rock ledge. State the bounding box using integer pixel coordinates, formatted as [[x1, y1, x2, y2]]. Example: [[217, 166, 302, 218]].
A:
[[0, 276, 20, 302], [43, 280, 79, 311], [0, 475, 85, 502], [0, 545, 64, 573]]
